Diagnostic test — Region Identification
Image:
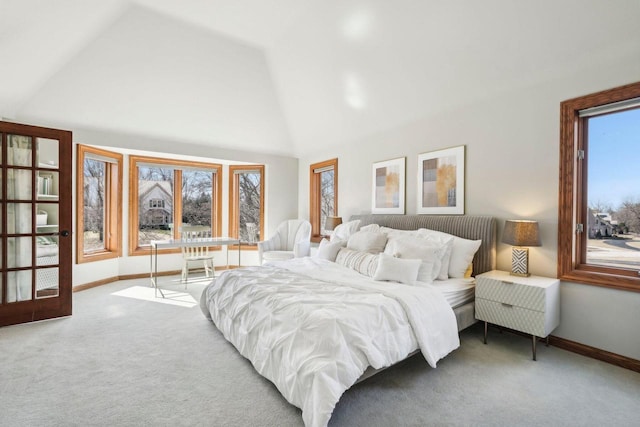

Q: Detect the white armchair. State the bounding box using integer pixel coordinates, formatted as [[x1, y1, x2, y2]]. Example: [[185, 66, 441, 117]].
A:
[[258, 219, 312, 264]]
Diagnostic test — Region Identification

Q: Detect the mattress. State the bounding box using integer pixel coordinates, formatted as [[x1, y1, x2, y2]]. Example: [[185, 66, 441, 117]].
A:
[[417, 277, 476, 309]]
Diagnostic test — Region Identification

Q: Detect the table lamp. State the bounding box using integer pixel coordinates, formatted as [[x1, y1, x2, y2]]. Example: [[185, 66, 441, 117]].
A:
[[324, 216, 342, 237], [502, 220, 541, 276]]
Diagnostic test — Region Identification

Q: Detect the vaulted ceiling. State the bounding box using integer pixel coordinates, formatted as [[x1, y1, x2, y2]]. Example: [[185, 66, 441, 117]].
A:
[[2, 0, 639, 157]]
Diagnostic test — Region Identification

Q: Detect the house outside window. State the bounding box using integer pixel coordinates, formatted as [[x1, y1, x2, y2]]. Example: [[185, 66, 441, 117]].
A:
[[558, 81, 640, 292], [129, 156, 221, 255]]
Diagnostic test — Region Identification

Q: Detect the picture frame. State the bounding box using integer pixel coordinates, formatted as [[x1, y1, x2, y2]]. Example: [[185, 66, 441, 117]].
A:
[[372, 157, 405, 214], [417, 145, 465, 215]]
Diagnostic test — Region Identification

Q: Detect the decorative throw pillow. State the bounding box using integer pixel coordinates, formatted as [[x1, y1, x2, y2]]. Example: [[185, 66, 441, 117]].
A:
[[347, 231, 388, 254], [315, 238, 343, 261], [384, 236, 447, 283], [331, 220, 361, 242], [373, 253, 422, 285], [415, 230, 455, 280], [335, 248, 379, 277]]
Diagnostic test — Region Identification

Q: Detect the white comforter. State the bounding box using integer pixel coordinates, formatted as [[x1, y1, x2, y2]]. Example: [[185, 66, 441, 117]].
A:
[[200, 257, 459, 427]]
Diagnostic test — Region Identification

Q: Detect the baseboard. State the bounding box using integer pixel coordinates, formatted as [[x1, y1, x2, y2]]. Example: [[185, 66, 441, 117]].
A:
[[549, 335, 640, 373], [73, 276, 120, 292], [74, 267, 231, 291]]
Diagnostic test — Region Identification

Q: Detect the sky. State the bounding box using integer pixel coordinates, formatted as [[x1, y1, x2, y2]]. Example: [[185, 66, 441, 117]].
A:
[[588, 107, 640, 211]]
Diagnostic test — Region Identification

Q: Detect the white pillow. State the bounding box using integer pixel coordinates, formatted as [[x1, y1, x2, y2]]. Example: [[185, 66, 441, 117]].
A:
[[373, 253, 421, 285], [418, 229, 481, 278], [384, 236, 447, 283], [415, 230, 455, 280], [335, 248, 379, 277], [347, 231, 388, 254], [315, 238, 343, 261], [331, 219, 361, 242], [359, 223, 381, 233]]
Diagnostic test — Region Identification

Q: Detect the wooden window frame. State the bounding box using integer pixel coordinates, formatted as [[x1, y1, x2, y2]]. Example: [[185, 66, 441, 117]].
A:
[[128, 155, 222, 256], [309, 158, 338, 243], [558, 81, 640, 292], [76, 145, 123, 264], [229, 164, 265, 250]]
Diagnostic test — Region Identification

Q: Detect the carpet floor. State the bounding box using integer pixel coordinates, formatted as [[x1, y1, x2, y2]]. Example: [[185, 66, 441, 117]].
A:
[[1, 275, 639, 426]]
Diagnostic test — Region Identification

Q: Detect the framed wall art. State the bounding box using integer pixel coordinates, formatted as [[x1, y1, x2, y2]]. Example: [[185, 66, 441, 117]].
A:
[[372, 157, 405, 214], [417, 145, 465, 214]]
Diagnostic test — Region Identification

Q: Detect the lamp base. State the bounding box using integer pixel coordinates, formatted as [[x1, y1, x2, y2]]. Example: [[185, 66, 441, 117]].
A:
[[510, 247, 530, 277]]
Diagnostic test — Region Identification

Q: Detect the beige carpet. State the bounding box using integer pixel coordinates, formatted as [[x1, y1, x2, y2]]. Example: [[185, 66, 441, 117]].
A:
[[1, 275, 639, 426]]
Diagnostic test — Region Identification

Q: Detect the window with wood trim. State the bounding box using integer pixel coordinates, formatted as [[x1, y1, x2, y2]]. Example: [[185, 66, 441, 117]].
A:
[[128, 156, 222, 255], [310, 158, 338, 242], [76, 145, 123, 263], [559, 81, 640, 292], [229, 165, 264, 247]]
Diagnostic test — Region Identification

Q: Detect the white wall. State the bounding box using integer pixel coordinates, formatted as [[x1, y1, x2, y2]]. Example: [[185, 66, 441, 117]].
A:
[[298, 56, 640, 361], [72, 127, 298, 286]]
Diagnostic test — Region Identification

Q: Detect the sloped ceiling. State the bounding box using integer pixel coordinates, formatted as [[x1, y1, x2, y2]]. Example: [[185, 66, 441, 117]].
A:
[[2, 0, 640, 157]]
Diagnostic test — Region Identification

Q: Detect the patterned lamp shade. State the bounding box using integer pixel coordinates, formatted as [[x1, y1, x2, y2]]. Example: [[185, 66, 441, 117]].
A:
[[502, 220, 541, 276]]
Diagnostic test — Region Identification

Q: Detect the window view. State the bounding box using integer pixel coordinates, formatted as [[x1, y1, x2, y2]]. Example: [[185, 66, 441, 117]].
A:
[[230, 165, 264, 245], [559, 81, 640, 291], [129, 156, 221, 255], [309, 159, 338, 241], [138, 166, 174, 245], [586, 107, 640, 269], [77, 145, 122, 263], [83, 158, 106, 252]]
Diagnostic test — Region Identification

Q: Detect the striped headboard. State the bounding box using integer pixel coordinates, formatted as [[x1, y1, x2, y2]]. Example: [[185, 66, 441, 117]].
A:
[[349, 214, 497, 276]]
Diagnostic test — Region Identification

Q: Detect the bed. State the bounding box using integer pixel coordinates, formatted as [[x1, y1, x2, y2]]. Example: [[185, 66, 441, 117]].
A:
[[200, 214, 496, 427]]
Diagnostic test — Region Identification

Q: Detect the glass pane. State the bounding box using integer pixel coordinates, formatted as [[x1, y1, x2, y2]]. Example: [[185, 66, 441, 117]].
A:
[[7, 270, 32, 302], [36, 204, 58, 233], [36, 268, 59, 299], [8, 237, 33, 268], [7, 169, 32, 200], [138, 166, 174, 245], [83, 158, 106, 252], [7, 135, 33, 166], [37, 171, 59, 200], [586, 107, 640, 269], [37, 137, 59, 169], [36, 236, 59, 266], [238, 172, 261, 243], [320, 169, 335, 236], [7, 203, 33, 234], [182, 170, 212, 227]]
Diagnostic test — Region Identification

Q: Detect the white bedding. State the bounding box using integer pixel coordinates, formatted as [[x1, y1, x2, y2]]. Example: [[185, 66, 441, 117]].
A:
[[419, 277, 475, 308], [200, 257, 459, 427]]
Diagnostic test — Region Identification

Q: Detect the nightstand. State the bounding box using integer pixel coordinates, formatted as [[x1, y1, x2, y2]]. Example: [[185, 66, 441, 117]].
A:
[[475, 270, 560, 360]]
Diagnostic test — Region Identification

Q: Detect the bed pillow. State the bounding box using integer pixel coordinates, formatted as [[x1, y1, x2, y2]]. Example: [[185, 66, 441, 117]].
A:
[[415, 231, 455, 280], [347, 231, 388, 254], [373, 253, 421, 285], [315, 238, 343, 261], [335, 248, 379, 277], [359, 223, 381, 233], [384, 236, 447, 283], [419, 229, 482, 278], [331, 219, 361, 242]]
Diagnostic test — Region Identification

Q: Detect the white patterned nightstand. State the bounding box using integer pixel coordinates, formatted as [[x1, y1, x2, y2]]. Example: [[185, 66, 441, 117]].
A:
[[475, 270, 560, 360]]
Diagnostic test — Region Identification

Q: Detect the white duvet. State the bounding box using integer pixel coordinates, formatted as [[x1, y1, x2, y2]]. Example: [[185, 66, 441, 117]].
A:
[[200, 257, 459, 427]]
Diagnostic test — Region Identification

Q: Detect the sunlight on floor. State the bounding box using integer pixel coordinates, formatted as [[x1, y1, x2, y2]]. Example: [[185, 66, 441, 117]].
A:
[[112, 285, 198, 308]]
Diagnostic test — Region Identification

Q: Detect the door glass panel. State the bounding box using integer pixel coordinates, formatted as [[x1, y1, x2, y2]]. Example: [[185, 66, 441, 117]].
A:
[[7, 169, 32, 200], [37, 171, 58, 200], [7, 270, 32, 302], [36, 236, 59, 266], [36, 204, 58, 233], [7, 135, 33, 166], [37, 138, 59, 169], [7, 203, 33, 234], [8, 237, 33, 268], [36, 268, 59, 299]]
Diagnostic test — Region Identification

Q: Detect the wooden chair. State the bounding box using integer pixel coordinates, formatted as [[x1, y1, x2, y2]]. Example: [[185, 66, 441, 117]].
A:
[[180, 225, 214, 286]]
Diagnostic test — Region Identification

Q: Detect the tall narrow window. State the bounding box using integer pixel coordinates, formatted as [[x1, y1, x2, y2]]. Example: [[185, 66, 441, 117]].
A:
[[229, 165, 264, 246], [559, 81, 640, 292], [129, 156, 221, 255], [310, 158, 338, 242], [76, 145, 123, 263]]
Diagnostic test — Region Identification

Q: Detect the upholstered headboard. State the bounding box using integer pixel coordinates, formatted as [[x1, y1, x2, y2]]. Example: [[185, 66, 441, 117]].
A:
[[349, 214, 497, 276]]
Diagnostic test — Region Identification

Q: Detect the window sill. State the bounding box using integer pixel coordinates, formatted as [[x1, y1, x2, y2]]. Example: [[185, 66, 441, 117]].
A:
[[559, 268, 640, 293]]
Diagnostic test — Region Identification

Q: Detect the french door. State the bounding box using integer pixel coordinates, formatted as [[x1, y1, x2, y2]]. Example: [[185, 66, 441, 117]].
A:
[[0, 121, 72, 327]]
